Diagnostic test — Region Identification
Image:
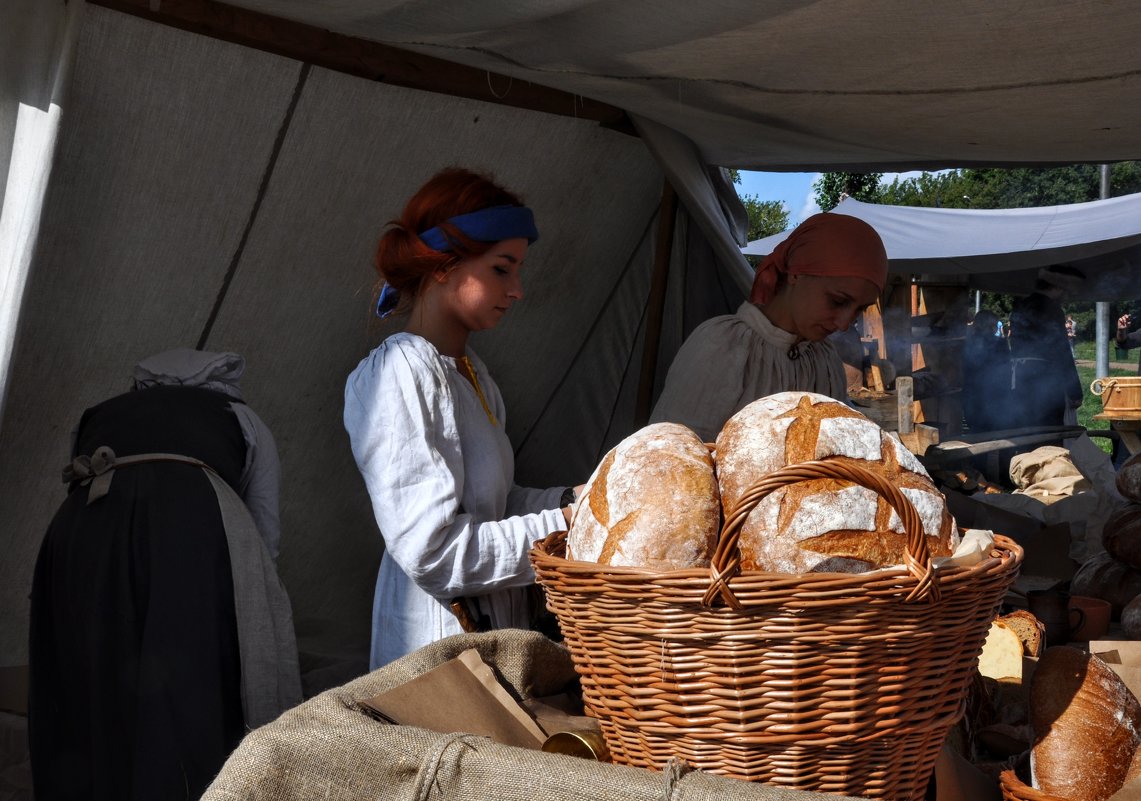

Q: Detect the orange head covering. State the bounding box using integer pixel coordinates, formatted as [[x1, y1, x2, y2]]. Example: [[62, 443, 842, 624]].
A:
[[749, 213, 888, 305]]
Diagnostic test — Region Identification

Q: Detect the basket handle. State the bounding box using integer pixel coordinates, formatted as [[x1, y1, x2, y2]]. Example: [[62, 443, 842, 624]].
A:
[[703, 460, 939, 609]]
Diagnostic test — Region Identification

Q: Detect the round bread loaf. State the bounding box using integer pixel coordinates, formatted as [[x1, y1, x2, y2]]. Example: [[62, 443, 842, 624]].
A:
[[1123, 594, 1141, 640], [1118, 453, 1141, 503], [1103, 503, 1141, 569], [714, 391, 959, 574], [1029, 646, 1141, 801], [566, 422, 719, 570], [1071, 551, 1141, 616]]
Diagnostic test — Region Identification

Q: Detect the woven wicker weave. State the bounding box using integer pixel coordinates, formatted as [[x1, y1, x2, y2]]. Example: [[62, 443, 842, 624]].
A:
[[998, 769, 1069, 801], [531, 460, 1023, 801]]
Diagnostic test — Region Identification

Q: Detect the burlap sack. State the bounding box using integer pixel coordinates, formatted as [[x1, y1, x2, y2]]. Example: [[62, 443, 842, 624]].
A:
[[202, 629, 860, 801]]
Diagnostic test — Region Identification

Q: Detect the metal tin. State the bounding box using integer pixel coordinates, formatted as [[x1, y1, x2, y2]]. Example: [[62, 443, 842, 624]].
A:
[[541, 729, 609, 762]]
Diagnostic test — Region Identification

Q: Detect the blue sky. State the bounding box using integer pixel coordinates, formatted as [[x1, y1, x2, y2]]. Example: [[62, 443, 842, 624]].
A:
[[735, 171, 822, 231], [736, 170, 931, 236]]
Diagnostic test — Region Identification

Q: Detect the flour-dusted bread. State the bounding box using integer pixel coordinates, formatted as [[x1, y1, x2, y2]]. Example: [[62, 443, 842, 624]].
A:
[[566, 422, 720, 570], [1103, 503, 1141, 570], [1118, 453, 1141, 503], [1123, 594, 1141, 640], [1029, 647, 1141, 801], [714, 391, 959, 574]]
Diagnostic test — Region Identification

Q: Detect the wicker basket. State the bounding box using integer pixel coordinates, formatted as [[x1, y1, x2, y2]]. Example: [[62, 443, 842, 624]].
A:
[[999, 769, 1069, 801], [531, 460, 1023, 801]]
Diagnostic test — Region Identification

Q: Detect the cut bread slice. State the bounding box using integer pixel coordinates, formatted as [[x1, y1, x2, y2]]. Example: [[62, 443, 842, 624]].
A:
[[997, 610, 1046, 657], [978, 620, 1024, 682]]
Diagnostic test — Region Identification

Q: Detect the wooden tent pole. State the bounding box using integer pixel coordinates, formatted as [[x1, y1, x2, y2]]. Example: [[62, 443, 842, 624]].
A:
[[634, 180, 678, 428], [90, 0, 632, 133]]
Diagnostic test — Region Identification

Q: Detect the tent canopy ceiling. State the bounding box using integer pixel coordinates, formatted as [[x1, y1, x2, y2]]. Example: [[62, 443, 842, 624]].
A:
[[742, 195, 1141, 300], [105, 0, 1141, 172]]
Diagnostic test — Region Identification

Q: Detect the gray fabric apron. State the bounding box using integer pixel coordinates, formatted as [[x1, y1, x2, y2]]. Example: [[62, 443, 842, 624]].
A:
[[65, 446, 303, 728]]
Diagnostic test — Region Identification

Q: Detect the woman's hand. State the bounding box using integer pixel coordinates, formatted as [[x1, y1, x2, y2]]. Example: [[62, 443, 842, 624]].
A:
[[1119, 314, 1132, 341], [560, 483, 587, 527]]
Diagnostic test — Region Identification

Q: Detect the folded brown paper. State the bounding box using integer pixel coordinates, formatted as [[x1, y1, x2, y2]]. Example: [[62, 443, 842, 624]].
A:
[[1110, 776, 1141, 801], [360, 648, 547, 750]]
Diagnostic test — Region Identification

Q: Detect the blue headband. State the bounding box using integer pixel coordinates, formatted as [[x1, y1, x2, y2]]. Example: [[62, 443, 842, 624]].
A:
[[376, 205, 539, 318], [418, 205, 539, 252]]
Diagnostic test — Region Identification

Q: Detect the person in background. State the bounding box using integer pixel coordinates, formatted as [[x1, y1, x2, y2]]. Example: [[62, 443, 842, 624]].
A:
[[344, 167, 582, 669], [650, 212, 887, 441], [29, 348, 301, 801], [1065, 314, 1077, 357], [1008, 267, 1085, 428], [1116, 312, 1141, 375], [961, 309, 1013, 433]]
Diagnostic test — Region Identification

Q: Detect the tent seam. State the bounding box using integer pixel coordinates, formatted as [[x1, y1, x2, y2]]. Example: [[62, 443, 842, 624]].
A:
[[512, 203, 660, 460], [197, 62, 311, 349]]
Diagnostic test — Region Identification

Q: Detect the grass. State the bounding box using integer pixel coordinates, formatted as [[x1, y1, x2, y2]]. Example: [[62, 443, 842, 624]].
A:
[[1073, 339, 1135, 451]]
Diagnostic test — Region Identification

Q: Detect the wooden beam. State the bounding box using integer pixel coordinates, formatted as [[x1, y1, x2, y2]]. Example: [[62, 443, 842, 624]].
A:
[[90, 0, 634, 134]]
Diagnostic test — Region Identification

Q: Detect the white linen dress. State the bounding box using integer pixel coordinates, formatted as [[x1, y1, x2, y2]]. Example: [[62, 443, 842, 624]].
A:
[[650, 301, 848, 442], [344, 332, 566, 668]]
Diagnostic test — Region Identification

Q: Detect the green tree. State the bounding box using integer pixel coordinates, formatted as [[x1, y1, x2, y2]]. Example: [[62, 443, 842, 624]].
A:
[[877, 162, 1141, 211], [879, 171, 976, 208], [725, 169, 790, 243], [812, 172, 883, 211], [740, 195, 789, 241]]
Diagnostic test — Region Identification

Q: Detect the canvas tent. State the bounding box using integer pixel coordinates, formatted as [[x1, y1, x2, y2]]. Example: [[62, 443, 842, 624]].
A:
[[743, 195, 1141, 301], [4, 0, 1141, 686]]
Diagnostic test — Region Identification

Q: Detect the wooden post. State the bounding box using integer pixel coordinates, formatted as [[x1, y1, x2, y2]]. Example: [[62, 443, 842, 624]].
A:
[[861, 299, 887, 360], [882, 278, 913, 380], [634, 180, 678, 427], [911, 282, 967, 438], [896, 376, 914, 434]]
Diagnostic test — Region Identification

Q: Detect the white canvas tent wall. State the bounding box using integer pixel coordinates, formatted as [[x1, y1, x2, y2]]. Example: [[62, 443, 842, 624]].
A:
[[4, 0, 1141, 686], [0, 1, 749, 682], [743, 195, 1141, 301]]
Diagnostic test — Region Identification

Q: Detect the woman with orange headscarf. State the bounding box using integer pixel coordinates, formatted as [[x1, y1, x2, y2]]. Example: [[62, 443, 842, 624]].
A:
[[650, 213, 888, 441]]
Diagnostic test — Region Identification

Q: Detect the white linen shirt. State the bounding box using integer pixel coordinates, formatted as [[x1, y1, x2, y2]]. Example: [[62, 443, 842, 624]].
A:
[[650, 302, 848, 441], [344, 333, 566, 668]]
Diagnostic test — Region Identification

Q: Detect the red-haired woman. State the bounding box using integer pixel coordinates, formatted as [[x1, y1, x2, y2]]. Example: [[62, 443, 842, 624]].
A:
[[344, 168, 580, 668]]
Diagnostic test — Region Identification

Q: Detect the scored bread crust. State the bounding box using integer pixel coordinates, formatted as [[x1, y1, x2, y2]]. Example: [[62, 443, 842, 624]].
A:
[[715, 392, 958, 574], [1030, 647, 1141, 801], [567, 422, 720, 570]]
